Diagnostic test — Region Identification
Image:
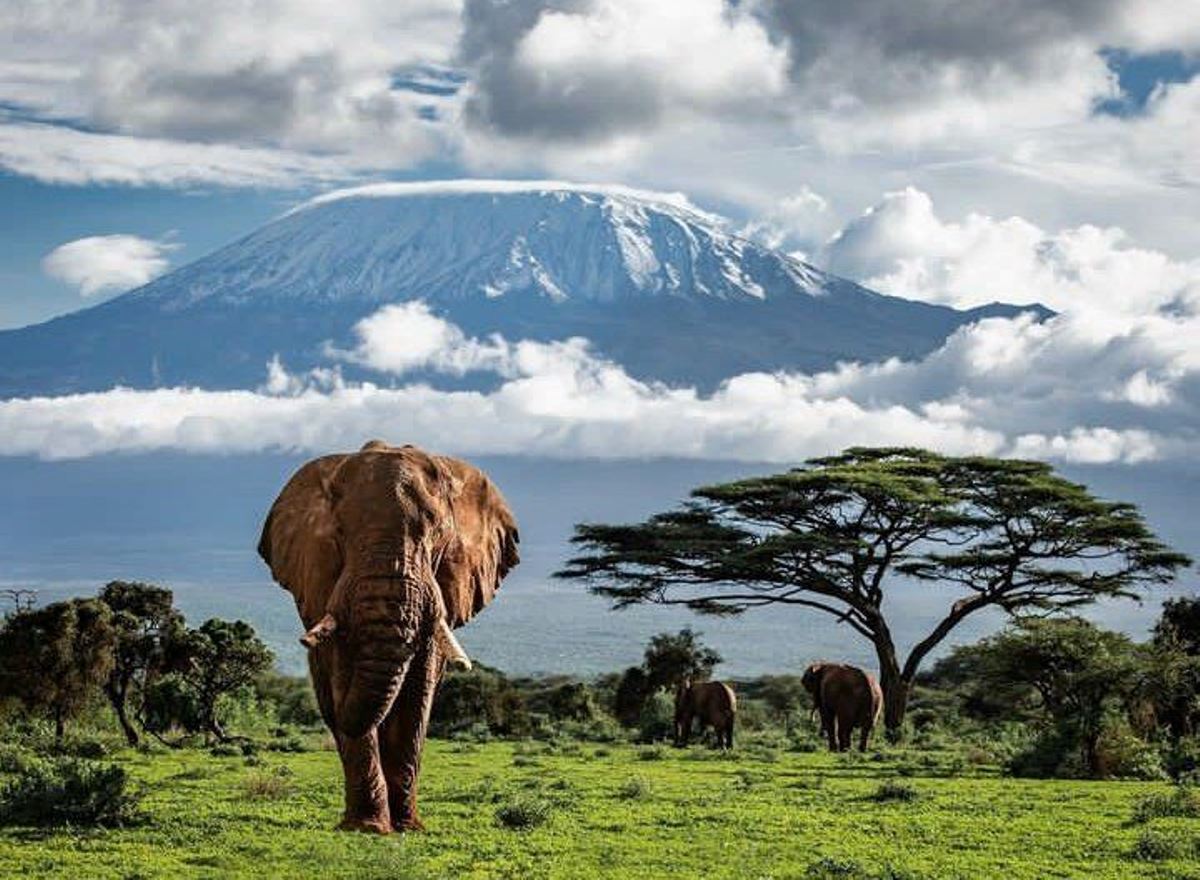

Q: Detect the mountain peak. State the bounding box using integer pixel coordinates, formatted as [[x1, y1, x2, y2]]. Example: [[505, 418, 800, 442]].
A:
[[135, 179, 823, 309]]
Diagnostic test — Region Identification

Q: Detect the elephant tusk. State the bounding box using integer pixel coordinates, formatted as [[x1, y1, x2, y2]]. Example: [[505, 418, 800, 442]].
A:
[[435, 619, 471, 670], [300, 612, 338, 649]]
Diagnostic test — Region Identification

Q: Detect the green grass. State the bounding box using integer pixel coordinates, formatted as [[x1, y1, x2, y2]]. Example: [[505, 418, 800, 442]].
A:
[[0, 740, 1197, 879]]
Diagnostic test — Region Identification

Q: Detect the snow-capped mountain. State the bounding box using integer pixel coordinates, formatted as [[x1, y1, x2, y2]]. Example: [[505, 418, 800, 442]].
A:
[[0, 181, 1046, 395]]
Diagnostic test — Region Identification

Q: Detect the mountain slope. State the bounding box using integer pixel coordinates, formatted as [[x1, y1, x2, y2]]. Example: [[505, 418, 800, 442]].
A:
[[0, 181, 1047, 395]]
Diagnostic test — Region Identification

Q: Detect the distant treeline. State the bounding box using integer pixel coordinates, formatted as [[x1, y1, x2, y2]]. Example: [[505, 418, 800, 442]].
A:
[[0, 583, 1197, 782]]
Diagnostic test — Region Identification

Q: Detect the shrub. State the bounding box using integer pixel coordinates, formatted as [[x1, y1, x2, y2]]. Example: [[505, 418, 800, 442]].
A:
[[618, 776, 652, 800], [871, 781, 919, 803], [636, 746, 665, 761], [55, 736, 110, 759], [494, 794, 553, 830], [0, 758, 141, 827], [209, 742, 241, 757], [636, 692, 675, 744], [805, 857, 866, 878], [1007, 731, 1071, 778], [1129, 829, 1186, 861], [0, 744, 37, 774], [1131, 785, 1200, 823], [242, 768, 296, 800], [266, 734, 310, 753], [1095, 725, 1166, 780], [1163, 736, 1200, 783]]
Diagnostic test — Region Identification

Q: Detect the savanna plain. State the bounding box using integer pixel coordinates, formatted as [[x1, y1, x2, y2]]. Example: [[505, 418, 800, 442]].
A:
[[0, 736, 1196, 880]]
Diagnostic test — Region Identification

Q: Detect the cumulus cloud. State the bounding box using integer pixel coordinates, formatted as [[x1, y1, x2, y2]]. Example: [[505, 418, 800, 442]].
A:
[[461, 0, 786, 147], [823, 187, 1200, 318], [42, 234, 178, 297], [0, 0, 461, 179], [1, 301, 1196, 465]]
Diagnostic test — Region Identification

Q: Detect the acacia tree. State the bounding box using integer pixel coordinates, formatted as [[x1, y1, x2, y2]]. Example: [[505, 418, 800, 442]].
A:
[[98, 581, 184, 746], [0, 599, 116, 740], [558, 448, 1190, 737]]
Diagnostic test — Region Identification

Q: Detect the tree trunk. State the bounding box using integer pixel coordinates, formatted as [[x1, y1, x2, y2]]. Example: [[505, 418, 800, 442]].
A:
[[114, 698, 140, 747], [54, 707, 65, 742], [873, 639, 909, 741], [106, 682, 140, 747]]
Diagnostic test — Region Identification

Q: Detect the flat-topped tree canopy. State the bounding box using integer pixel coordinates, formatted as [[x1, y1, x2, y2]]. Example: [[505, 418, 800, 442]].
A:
[[557, 447, 1192, 737]]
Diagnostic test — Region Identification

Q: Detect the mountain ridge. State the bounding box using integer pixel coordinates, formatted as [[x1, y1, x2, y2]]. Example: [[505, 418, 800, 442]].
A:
[[0, 181, 1050, 395]]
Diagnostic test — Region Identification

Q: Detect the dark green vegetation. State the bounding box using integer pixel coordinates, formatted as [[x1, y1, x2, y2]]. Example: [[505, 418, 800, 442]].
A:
[[560, 448, 1191, 735]]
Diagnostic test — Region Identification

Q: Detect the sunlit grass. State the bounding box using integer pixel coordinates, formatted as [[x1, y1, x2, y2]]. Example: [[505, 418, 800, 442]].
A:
[[0, 739, 1192, 879]]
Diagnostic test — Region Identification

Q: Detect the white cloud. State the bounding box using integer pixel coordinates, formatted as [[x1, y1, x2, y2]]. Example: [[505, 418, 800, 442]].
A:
[[1, 302, 1196, 465], [41, 234, 178, 297], [823, 187, 1200, 318], [0, 120, 366, 188]]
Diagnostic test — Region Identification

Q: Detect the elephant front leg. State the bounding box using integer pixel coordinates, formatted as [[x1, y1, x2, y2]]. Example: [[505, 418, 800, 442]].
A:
[[380, 640, 442, 832], [336, 729, 391, 833]]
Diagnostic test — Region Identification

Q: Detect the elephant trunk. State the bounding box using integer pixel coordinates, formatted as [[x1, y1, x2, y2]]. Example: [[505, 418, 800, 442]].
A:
[[335, 575, 430, 740]]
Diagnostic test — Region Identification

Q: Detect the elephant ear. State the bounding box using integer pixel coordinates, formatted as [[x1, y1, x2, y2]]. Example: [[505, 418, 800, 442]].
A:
[[433, 455, 520, 628], [257, 454, 348, 629]]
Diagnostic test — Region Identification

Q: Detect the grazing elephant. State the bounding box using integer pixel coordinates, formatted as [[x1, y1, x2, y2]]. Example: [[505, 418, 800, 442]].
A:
[[674, 678, 736, 748], [258, 440, 519, 833], [801, 662, 882, 753]]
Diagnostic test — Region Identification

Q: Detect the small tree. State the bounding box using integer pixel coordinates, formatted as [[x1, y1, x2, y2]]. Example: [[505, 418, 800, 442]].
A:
[[97, 581, 184, 746], [757, 675, 808, 730], [612, 666, 652, 727], [947, 618, 1141, 776], [559, 448, 1190, 738], [642, 628, 722, 692], [1144, 597, 1200, 738], [0, 600, 116, 740], [178, 619, 273, 741]]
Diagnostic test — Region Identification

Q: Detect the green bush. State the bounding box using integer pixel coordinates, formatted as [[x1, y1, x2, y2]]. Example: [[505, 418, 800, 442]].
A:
[[0, 744, 37, 774], [871, 781, 919, 803], [494, 794, 553, 830], [617, 776, 652, 800], [636, 691, 674, 744], [1131, 785, 1200, 823], [1129, 829, 1188, 861], [1163, 736, 1200, 783], [1095, 725, 1166, 780], [0, 758, 141, 827]]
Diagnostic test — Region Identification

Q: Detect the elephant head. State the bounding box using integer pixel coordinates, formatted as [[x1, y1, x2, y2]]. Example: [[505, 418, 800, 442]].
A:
[[802, 662, 827, 718], [257, 441, 519, 740]]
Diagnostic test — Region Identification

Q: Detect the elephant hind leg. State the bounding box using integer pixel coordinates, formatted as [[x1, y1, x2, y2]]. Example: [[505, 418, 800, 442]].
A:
[[859, 720, 872, 752], [820, 708, 837, 752], [836, 717, 853, 752]]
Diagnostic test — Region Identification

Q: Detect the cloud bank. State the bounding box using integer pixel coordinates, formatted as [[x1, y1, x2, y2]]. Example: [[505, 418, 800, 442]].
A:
[[42, 234, 177, 297], [0, 299, 1195, 464]]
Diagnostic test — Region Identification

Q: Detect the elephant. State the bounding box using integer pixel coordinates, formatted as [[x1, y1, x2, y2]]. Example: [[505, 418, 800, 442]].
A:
[[258, 440, 519, 834], [801, 662, 882, 752], [674, 678, 736, 749]]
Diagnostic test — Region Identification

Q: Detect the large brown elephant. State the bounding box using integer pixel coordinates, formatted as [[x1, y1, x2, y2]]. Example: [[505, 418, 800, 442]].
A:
[[674, 679, 736, 748], [801, 662, 882, 752], [258, 440, 519, 833]]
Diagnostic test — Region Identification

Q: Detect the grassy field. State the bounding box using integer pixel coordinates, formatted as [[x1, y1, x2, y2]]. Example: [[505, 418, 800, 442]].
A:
[[0, 738, 1197, 879]]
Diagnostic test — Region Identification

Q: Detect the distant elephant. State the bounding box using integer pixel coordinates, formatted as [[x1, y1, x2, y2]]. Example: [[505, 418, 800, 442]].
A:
[[674, 678, 736, 748], [258, 440, 519, 833], [801, 662, 882, 752]]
